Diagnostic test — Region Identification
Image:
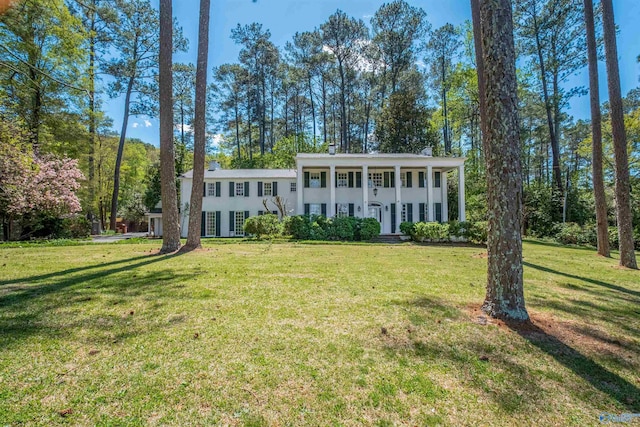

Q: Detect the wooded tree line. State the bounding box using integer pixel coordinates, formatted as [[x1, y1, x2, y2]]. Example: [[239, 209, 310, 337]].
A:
[[0, 0, 638, 255]]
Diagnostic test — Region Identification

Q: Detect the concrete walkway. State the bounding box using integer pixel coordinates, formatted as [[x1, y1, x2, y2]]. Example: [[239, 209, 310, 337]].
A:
[[92, 232, 148, 243]]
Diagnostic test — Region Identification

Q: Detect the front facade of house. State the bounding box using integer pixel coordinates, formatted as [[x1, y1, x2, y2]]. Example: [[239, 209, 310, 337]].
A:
[[150, 153, 466, 237]]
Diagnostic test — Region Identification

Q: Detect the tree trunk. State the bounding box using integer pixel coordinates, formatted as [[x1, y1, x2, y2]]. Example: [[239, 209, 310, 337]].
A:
[[601, 0, 637, 269], [471, 0, 487, 138], [308, 73, 316, 147], [183, 0, 210, 250], [88, 6, 97, 223], [338, 60, 348, 153], [234, 100, 241, 160], [477, 0, 529, 321], [322, 75, 328, 145], [159, 0, 181, 253], [109, 75, 134, 232], [584, 0, 610, 257], [531, 5, 562, 196]]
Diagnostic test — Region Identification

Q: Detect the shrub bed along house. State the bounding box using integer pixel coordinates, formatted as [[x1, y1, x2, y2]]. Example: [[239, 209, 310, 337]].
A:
[[399, 220, 488, 245], [282, 215, 381, 241]]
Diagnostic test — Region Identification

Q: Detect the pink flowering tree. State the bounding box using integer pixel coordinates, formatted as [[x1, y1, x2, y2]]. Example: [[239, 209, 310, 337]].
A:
[[1, 121, 84, 240]]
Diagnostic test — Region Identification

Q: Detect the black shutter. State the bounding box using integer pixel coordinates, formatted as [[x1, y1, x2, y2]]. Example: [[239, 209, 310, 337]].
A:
[[390, 171, 395, 188], [435, 203, 442, 222], [391, 203, 396, 233], [215, 181, 221, 197], [244, 210, 250, 220], [418, 171, 425, 188], [304, 171, 310, 187], [384, 172, 390, 188], [407, 203, 413, 223], [229, 211, 235, 232], [272, 210, 278, 215], [335, 204, 338, 216], [356, 171, 362, 188], [244, 181, 249, 197], [258, 181, 263, 197], [304, 204, 310, 215], [258, 210, 264, 216], [321, 203, 327, 216], [320, 171, 326, 188], [435, 172, 441, 188], [335, 171, 338, 187], [349, 203, 354, 217], [203, 183, 207, 197], [272, 182, 277, 196], [229, 182, 235, 197], [215, 211, 221, 236], [419, 203, 425, 222], [201, 211, 206, 236], [406, 172, 412, 188], [348, 171, 354, 188]]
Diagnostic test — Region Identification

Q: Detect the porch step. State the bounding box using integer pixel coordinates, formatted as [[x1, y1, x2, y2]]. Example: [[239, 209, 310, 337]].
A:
[[370, 234, 404, 244]]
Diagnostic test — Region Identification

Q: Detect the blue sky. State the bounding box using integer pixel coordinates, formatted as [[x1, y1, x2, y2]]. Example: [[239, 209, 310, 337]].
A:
[[105, 0, 640, 145]]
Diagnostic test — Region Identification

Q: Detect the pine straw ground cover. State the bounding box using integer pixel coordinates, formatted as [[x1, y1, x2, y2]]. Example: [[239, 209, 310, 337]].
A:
[[0, 239, 638, 426]]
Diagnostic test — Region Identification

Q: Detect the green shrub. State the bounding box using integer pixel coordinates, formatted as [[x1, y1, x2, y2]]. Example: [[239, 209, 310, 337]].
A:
[[465, 221, 488, 245], [555, 223, 584, 246], [284, 215, 312, 240], [608, 226, 619, 248], [309, 221, 327, 240], [62, 216, 92, 239], [412, 222, 449, 242], [359, 218, 381, 241], [399, 221, 415, 236], [448, 220, 471, 238], [326, 216, 357, 241], [244, 214, 282, 239]]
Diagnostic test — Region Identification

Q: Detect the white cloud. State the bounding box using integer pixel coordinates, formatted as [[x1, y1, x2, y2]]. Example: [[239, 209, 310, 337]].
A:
[[144, 119, 152, 127], [132, 122, 139, 128], [211, 133, 224, 147]]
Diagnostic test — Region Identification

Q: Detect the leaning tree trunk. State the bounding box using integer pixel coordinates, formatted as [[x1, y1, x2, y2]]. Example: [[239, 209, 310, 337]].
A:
[[183, 0, 210, 251], [159, 0, 181, 253], [584, 0, 610, 257], [476, 0, 529, 321], [601, 0, 637, 269], [110, 75, 134, 232]]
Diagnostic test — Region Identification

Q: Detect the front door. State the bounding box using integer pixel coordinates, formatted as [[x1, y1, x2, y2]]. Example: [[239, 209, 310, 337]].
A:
[[368, 203, 383, 230]]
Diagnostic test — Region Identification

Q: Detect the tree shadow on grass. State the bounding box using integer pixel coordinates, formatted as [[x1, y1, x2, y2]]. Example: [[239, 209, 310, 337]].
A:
[[524, 261, 640, 299], [0, 252, 195, 347], [504, 319, 640, 412], [385, 296, 640, 414], [523, 239, 599, 252], [0, 254, 153, 287]]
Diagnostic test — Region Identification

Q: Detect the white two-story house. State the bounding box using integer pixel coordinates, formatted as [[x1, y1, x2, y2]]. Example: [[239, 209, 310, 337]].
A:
[[147, 152, 466, 237]]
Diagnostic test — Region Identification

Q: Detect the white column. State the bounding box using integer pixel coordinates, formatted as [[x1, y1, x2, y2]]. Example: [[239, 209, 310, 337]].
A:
[[442, 171, 449, 222], [362, 165, 368, 218], [395, 165, 401, 232], [296, 163, 304, 215], [458, 164, 466, 222], [329, 165, 336, 217], [426, 165, 434, 221]]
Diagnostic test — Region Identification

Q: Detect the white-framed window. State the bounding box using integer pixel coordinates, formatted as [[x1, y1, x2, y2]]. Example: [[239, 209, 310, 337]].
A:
[[368, 172, 383, 188], [337, 172, 348, 188], [290, 182, 297, 192], [309, 203, 322, 216], [235, 182, 244, 196], [401, 203, 408, 223], [310, 172, 321, 188], [206, 182, 216, 197], [206, 211, 216, 236], [263, 182, 272, 196], [235, 211, 245, 236], [400, 172, 407, 188], [337, 203, 349, 217]]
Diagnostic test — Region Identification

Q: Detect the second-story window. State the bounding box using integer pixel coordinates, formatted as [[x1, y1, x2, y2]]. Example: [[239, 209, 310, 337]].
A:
[[235, 182, 244, 196]]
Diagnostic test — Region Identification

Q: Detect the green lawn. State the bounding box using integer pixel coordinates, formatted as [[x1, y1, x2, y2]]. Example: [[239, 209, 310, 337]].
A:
[[1, 240, 638, 426]]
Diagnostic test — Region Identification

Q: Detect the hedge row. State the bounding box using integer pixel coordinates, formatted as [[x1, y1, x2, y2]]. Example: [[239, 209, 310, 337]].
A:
[[555, 222, 640, 250], [243, 214, 381, 241], [399, 220, 488, 244]]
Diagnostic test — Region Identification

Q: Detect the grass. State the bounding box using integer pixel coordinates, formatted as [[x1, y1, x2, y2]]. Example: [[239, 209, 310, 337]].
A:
[[0, 239, 638, 426]]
